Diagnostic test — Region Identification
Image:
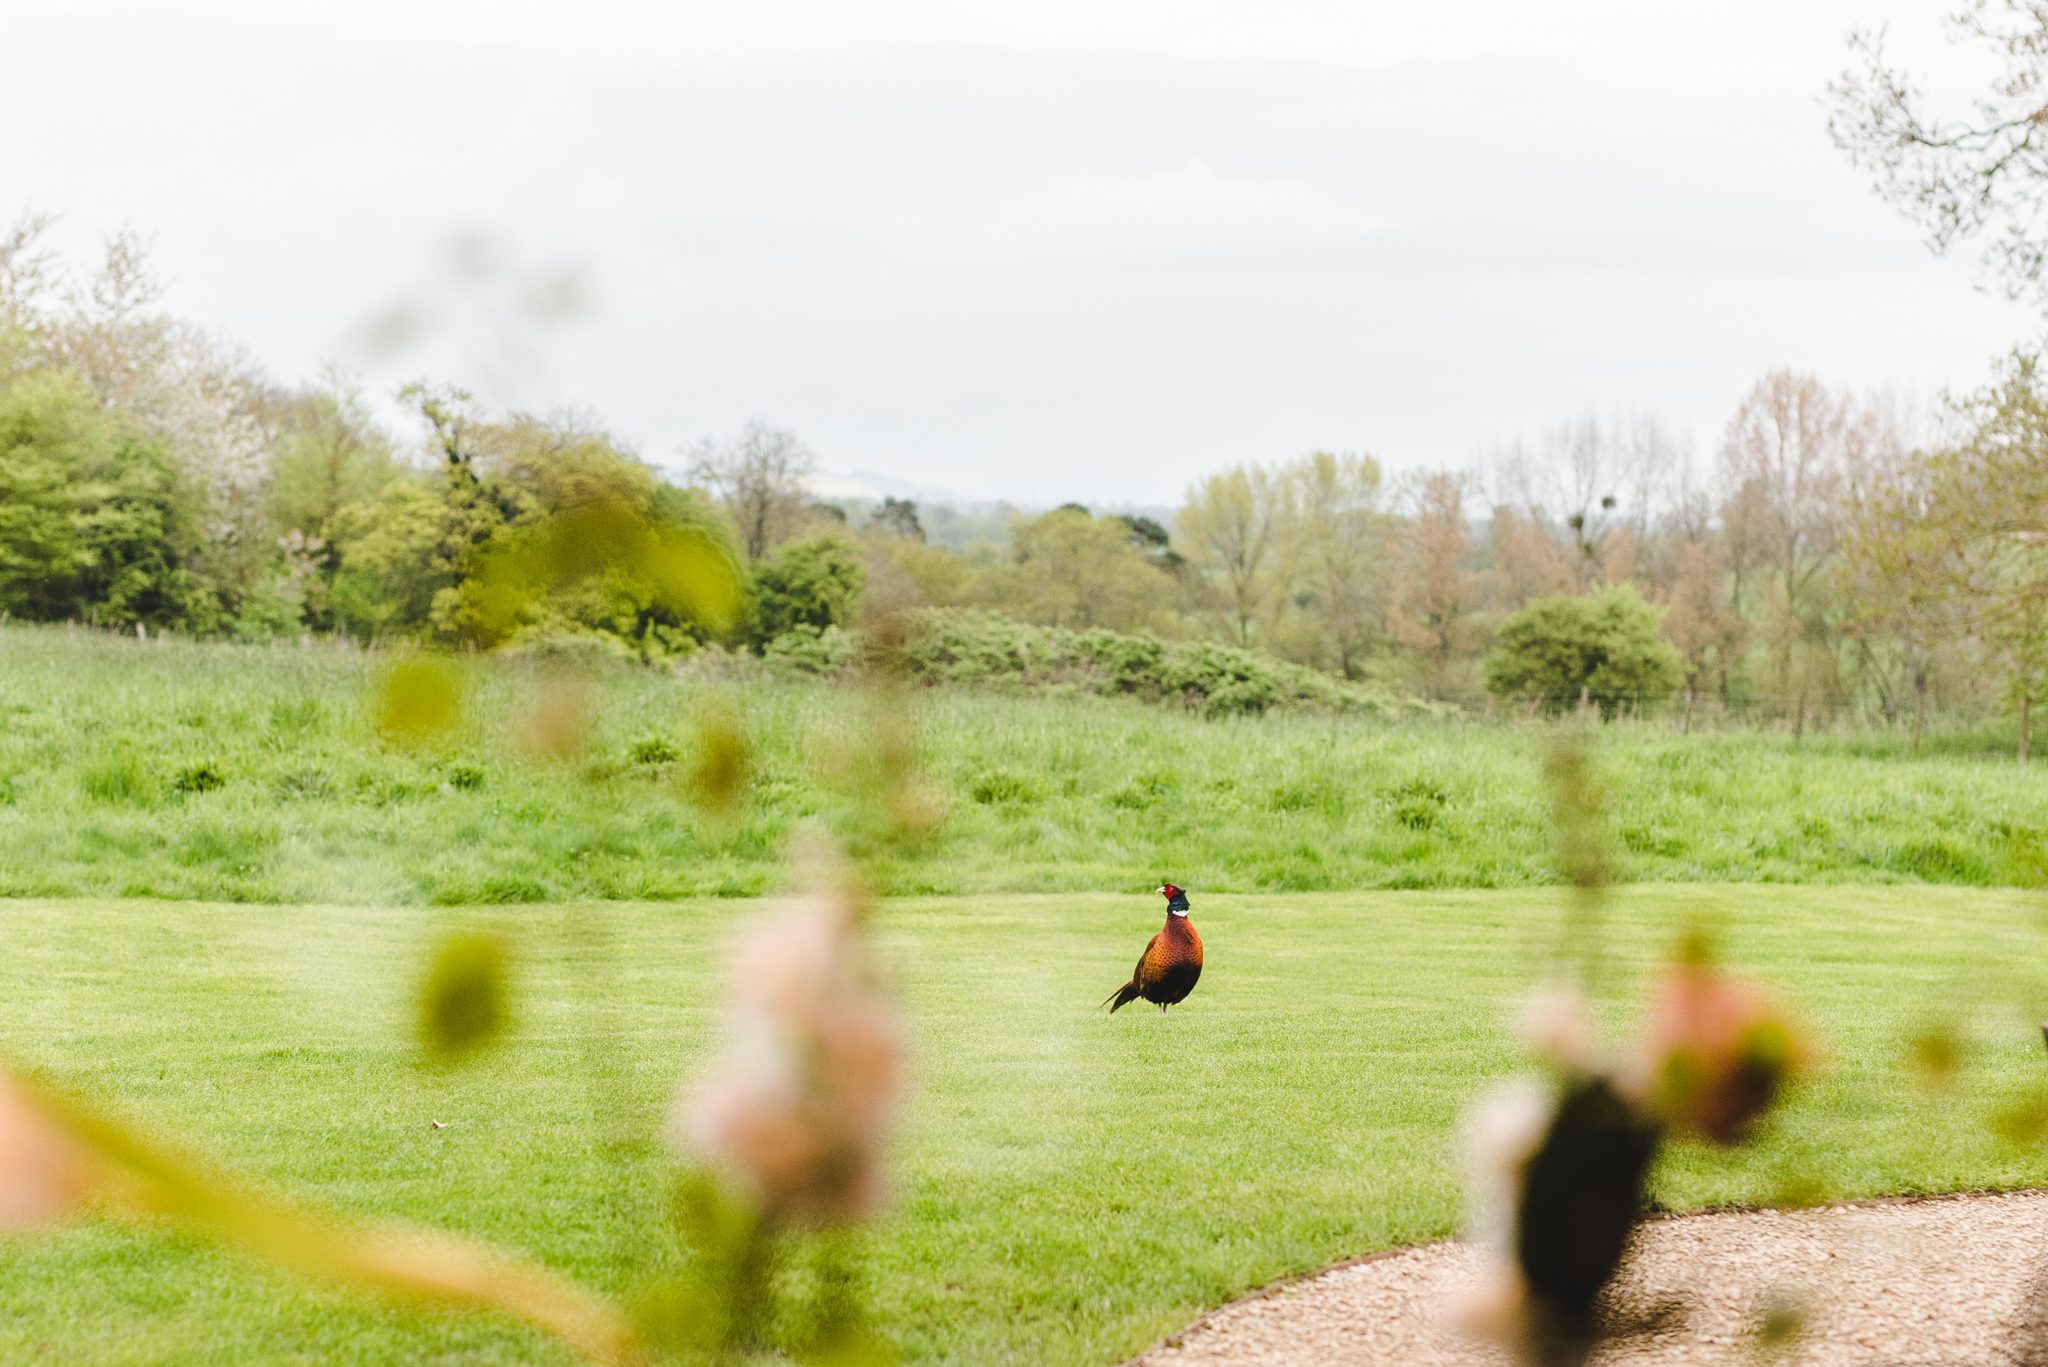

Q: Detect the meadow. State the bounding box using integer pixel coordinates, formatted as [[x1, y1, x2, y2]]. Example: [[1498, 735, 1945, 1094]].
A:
[[1, 627, 2044, 906]]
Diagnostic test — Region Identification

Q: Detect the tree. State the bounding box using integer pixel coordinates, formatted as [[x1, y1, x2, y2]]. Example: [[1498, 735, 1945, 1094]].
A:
[[1911, 349, 2048, 760], [1482, 587, 1684, 717], [1486, 505, 1580, 614], [1659, 538, 1746, 730], [0, 210, 57, 372], [1488, 415, 1685, 593], [1830, 3, 2048, 309], [1718, 371, 1869, 734], [1176, 465, 1291, 647], [748, 535, 866, 646], [1390, 472, 1481, 700], [0, 368, 208, 628], [1837, 428, 1964, 752], [868, 497, 924, 541], [1282, 450, 1389, 678], [687, 419, 817, 560], [984, 506, 1173, 633], [326, 481, 447, 640], [265, 369, 396, 627]]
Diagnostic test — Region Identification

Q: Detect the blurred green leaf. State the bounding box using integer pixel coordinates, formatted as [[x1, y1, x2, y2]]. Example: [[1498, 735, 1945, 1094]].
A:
[[417, 931, 510, 1062]]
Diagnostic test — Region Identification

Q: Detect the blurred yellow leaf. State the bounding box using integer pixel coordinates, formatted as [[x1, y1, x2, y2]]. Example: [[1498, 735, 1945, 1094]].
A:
[[372, 658, 462, 746], [0, 1062, 641, 1363], [643, 525, 743, 635]]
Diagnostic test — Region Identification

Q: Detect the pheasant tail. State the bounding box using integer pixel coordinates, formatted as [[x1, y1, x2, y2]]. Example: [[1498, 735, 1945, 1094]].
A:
[[1103, 979, 1141, 1013]]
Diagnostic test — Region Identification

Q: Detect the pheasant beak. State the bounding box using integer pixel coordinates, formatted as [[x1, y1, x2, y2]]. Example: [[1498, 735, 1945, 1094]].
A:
[[1155, 886, 1166, 895]]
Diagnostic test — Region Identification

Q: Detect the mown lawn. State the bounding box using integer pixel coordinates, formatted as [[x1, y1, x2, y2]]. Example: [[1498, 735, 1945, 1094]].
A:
[[3, 886, 2046, 1364]]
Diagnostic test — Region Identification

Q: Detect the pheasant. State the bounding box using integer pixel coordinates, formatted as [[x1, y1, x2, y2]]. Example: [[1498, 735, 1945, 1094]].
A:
[[1103, 884, 1203, 1014]]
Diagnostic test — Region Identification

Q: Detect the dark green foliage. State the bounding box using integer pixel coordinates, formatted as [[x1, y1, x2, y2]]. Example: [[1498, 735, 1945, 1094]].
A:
[[629, 735, 681, 765], [868, 497, 923, 541], [442, 763, 486, 791], [1483, 586, 1685, 716], [171, 762, 227, 794], [415, 929, 510, 1061], [748, 536, 866, 647], [0, 371, 213, 628]]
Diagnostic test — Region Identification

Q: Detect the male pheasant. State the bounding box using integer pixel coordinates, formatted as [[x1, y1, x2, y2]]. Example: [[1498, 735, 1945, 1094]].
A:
[[1103, 884, 1203, 1013]]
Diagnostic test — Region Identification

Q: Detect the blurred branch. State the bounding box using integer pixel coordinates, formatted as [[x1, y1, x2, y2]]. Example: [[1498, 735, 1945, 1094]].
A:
[[3, 1063, 645, 1365]]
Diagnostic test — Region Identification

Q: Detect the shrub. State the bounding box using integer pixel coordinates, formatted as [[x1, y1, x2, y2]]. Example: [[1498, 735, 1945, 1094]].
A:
[[628, 735, 680, 765], [1387, 777, 1449, 830], [172, 761, 227, 794], [1482, 587, 1684, 716], [763, 624, 857, 678], [895, 610, 1436, 720], [443, 763, 487, 791], [749, 536, 865, 647]]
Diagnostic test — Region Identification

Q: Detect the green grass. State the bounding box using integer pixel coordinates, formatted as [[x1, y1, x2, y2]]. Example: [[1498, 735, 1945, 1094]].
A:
[[5, 887, 2048, 1364], [3, 626, 2046, 904]]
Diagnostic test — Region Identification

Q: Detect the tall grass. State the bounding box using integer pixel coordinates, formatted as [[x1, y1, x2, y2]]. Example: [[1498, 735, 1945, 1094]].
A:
[[1, 624, 2043, 904]]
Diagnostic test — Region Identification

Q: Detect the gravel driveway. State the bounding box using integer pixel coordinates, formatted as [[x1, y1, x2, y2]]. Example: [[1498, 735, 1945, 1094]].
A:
[[1137, 1190, 2048, 1365]]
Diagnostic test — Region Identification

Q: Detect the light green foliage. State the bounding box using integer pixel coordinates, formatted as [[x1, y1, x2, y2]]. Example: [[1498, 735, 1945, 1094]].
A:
[[747, 534, 866, 647], [329, 481, 449, 639], [1176, 465, 1289, 646], [977, 506, 1175, 633], [1, 627, 2044, 904], [1483, 586, 1686, 715], [2, 887, 2048, 1363]]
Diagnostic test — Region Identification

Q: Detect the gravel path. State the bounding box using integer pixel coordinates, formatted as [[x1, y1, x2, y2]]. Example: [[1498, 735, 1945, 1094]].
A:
[[1137, 1190, 2048, 1365]]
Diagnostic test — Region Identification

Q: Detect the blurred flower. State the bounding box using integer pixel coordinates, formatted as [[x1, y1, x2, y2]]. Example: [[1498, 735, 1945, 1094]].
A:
[[0, 1069, 95, 1228], [520, 672, 592, 762], [1461, 1079, 1553, 1263], [1518, 982, 1596, 1072], [1458, 1073, 1661, 1363], [669, 837, 900, 1226], [1631, 951, 1808, 1145]]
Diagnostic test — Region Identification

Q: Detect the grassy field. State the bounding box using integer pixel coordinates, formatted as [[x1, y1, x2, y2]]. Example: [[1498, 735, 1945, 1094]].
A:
[[3, 627, 2046, 904], [4, 887, 2048, 1364]]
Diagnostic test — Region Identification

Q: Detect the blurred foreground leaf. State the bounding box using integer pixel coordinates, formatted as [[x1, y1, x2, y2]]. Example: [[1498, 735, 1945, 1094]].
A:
[[417, 931, 510, 1062], [0, 1062, 641, 1364], [686, 700, 749, 816], [372, 657, 462, 746], [468, 497, 745, 645]]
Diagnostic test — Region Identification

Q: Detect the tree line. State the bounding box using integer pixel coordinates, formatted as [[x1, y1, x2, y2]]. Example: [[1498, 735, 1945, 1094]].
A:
[[0, 214, 2038, 745]]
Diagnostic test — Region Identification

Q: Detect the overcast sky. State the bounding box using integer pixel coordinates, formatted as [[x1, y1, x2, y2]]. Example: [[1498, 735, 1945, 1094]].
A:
[[8, 0, 2034, 504]]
